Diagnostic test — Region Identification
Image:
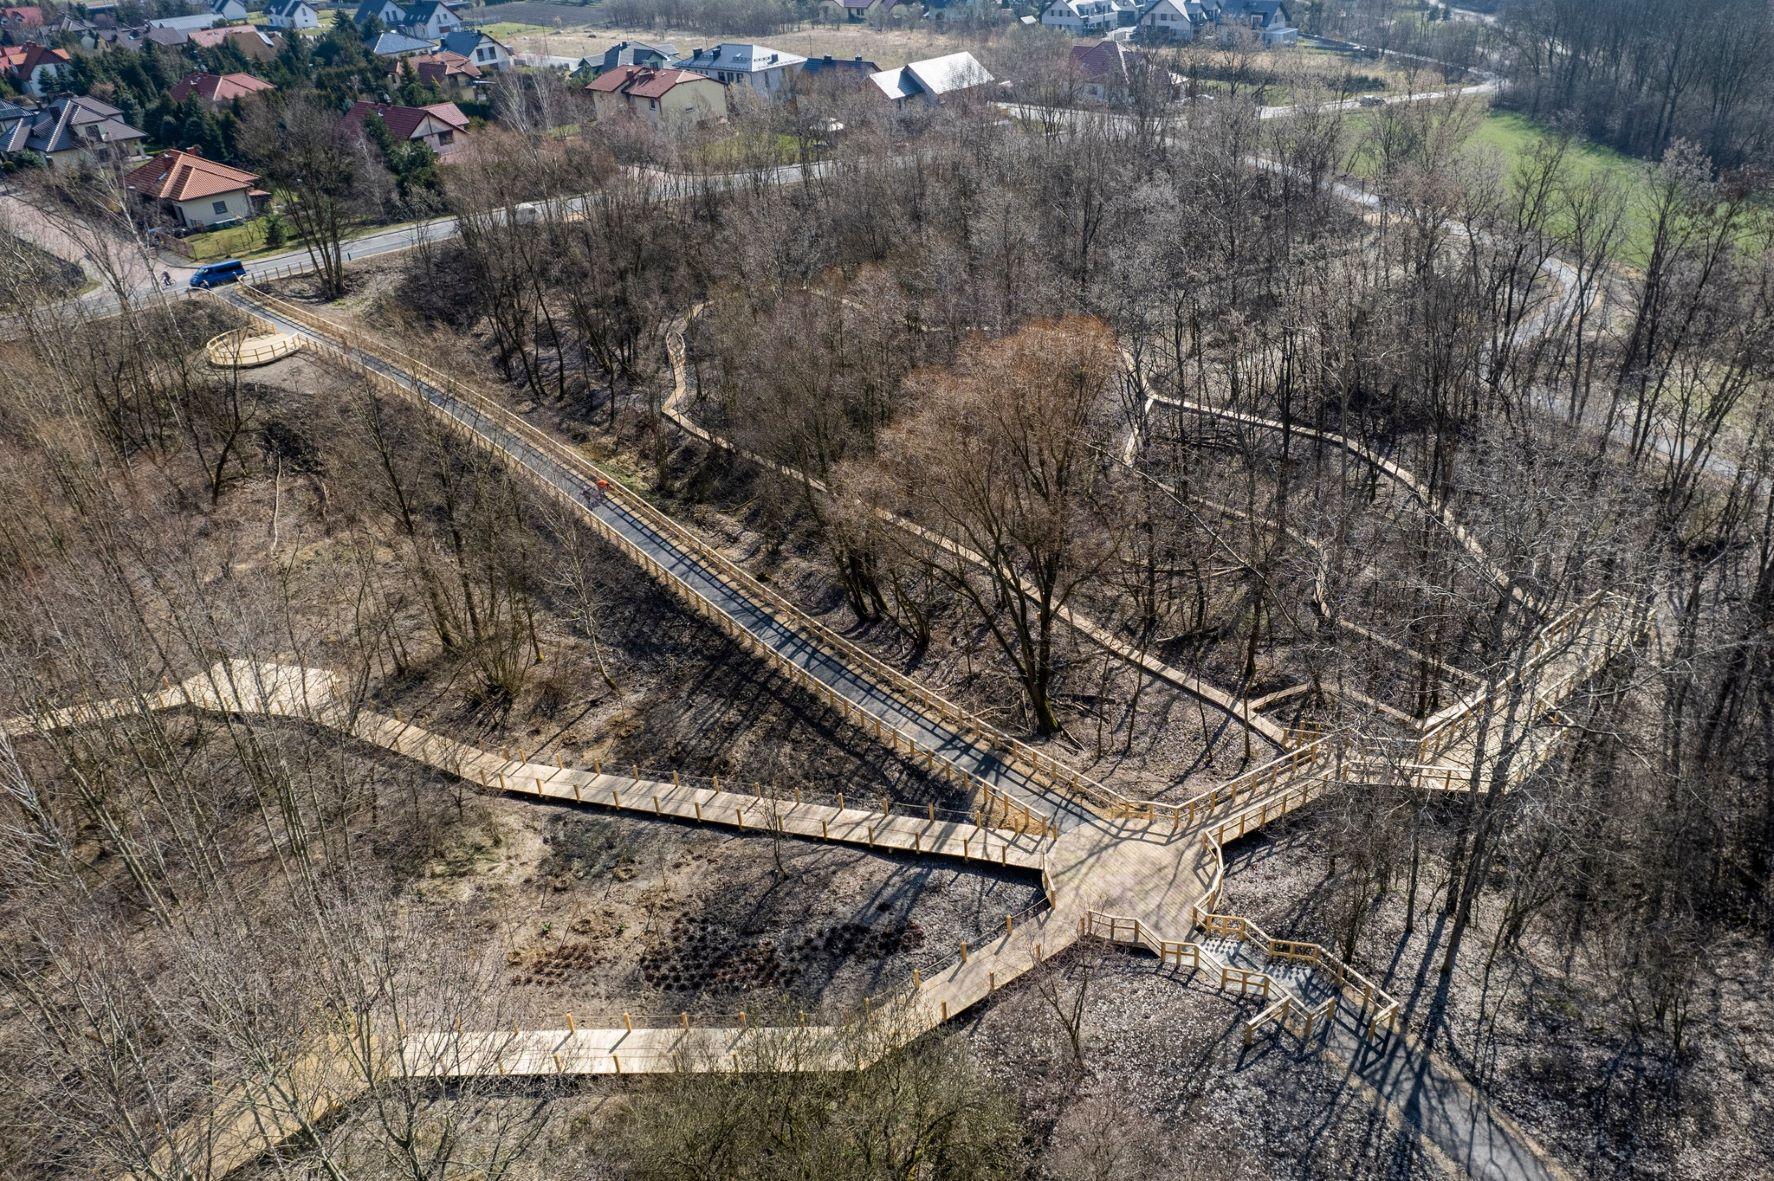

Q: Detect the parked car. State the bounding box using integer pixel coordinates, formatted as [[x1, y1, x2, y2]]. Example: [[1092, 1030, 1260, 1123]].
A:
[[189, 259, 247, 289]]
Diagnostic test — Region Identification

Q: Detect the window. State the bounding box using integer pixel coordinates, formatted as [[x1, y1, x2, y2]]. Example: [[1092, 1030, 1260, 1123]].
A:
[[436, 129, 454, 145], [212, 200, 228, 214]]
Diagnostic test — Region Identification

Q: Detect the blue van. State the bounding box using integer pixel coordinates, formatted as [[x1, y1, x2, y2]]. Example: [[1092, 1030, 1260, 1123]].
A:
[[189, 259, 247, 289]]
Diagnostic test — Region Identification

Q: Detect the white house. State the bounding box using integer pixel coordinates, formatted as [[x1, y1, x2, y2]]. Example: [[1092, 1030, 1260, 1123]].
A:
[[123, 148, 265, 228], [208, 0, 246, 20], [868, 50, 993, 108], [1039, 0, 1116, 35], [1135, 0, 1197, 42], [148, 12, 225, 32], [0, 42, 69, 97], [438, 28, 512, 71], [673, 42, 807, 100], [263, 0, 320, 30], [396, 1, 462, 39], [353, 0, 462, 38], [1218, 0, 1297, 44]]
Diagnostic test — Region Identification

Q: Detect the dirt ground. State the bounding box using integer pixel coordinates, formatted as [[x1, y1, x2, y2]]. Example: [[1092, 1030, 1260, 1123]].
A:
[[1217, 804, 1774, 1181], [376, 758, 1044, 1025]]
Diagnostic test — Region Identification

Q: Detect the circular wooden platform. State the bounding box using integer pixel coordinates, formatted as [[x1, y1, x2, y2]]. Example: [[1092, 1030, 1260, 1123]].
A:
[[204, 328, 304, 369]]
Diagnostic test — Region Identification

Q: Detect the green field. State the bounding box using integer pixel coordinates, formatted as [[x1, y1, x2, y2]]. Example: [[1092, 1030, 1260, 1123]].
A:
[[179, 219, 277, 261], [1348, 108, 1768, 263]]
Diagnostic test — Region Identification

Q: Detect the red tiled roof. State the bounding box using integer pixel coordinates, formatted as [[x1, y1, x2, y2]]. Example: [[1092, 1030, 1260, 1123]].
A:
[[342, 100, 469, 141], [2, 6, 45, 28], [586, 64, 710, 100], [168, 70, 275, 105], [123, 148, 260, 202], [0, 42, 69, 74], [405, 50, 480, 83]]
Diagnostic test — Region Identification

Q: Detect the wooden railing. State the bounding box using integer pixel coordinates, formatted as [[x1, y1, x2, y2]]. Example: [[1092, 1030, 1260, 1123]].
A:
[[1081, 908, 1385, 1046], [203, 326, 302, 368], [231, 287, 1096, 831], [1414, 589, 1635, 765]]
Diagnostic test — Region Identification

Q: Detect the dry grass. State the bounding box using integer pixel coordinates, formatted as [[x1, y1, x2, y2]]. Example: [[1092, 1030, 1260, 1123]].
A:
[[500, 20, 1003, 70]]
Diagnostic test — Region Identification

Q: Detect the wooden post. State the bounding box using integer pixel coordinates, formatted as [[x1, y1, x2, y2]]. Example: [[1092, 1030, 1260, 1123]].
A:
[[1004, 914, 1014, 935], [566, 1012, 576, 1032], [912, 968, 922, 986], [940, 1001, 949, 1021], [680, 1011, 690, 1030], [694, 799, 704, 821], [837, 792, 846, 811], [960, 941, 968, 963], [623, 1012, 633, 1032]]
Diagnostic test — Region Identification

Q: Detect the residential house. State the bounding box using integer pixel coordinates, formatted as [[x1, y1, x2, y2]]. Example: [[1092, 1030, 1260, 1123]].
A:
[[354, 0, 462, 38], [586, 64, 726, 129], [263, 0, 320, 30], [868, 50, 992, 108], [1, 5, 43, 38], [397, 1, 462, 39], [342, 99, 469, 159], [168, 70, 276, 106], [208, 0, 247, 21], [673, 42, 806, 100], [88, 25, 147, 52], [352, 0, 405, 26], [1218, 0, 1296, 43], [438, 28, 511, 71], [1069, 38, 1178, 103], [148, 13, 225, 33], [370, 30, 433, 58], [1134, 0, 1198, 43], [826, 0, 909, 22], [1039, 0, 1116, 35], [0, 93, 146, 167], [0, 41, 67, 96], [124, 147, 264, 227], [399, 49, 480, 97], [798, 53, 880, 92], [590, 38, 674, 75], [187, 23, 283, 58]]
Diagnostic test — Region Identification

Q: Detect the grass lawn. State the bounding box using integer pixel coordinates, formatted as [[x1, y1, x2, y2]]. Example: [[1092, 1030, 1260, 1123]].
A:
[[1345, 108, 1770, 263], [472, 21, 556, 40], [179, 219, 278, 261]]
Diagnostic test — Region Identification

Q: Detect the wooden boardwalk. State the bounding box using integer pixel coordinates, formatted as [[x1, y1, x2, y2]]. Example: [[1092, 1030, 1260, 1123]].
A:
[[4, 660, 1052, 870], [16, 290, 1637, 1181]]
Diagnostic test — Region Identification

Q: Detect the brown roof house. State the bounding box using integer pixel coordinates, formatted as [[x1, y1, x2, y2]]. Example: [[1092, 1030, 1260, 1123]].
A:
[[396, 50, 481, 99], [342, 100, 470, 160], [124, 148, 266, 228], [586, 65, 726, 130], [0, 41, 68, 96], [168, 70, 276, 107], [186, 24, 284, 61]]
